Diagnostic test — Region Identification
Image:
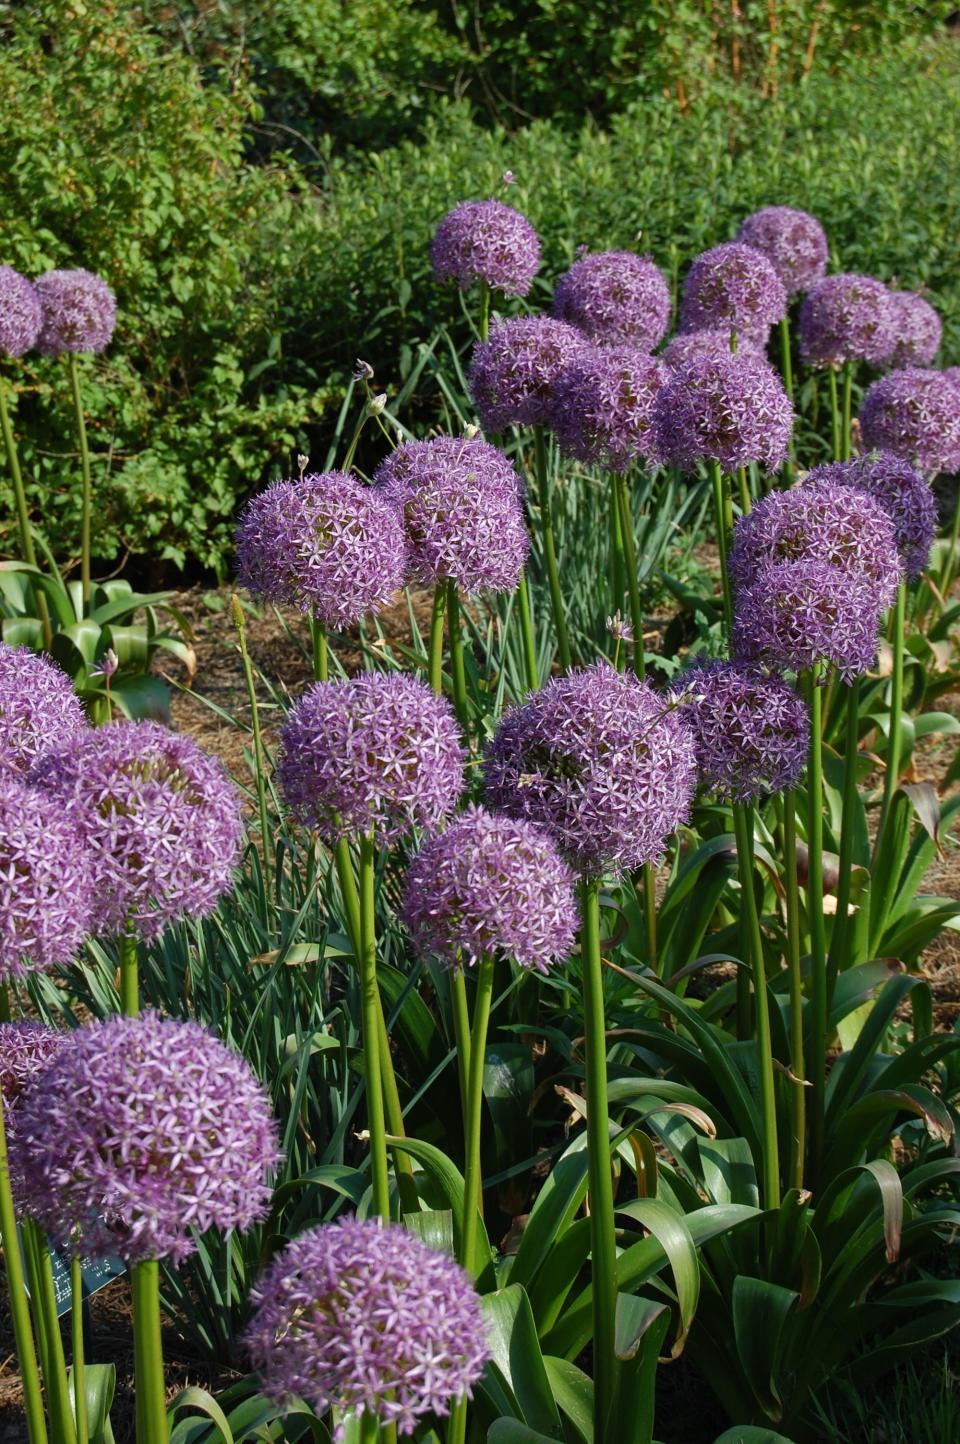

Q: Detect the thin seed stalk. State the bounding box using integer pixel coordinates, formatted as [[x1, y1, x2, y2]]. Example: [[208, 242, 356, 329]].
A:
[[614, 473, 645, 681], [359, 833, 391, 1219], [131, 1260, 166, 1444], [66, 355, 94, 611], [1, 1148, 49, 1443], [804, 667, 827, 1182], [428, 584, 447, 696], [232, 597, 272, 908], [459, 958, 495, 1275], [782, 792, 806, 1191], [533, 425, 571, 672], [70, 1257, 88, 1444], [827, 676, 862, 992], [0, 372, 51, 648]]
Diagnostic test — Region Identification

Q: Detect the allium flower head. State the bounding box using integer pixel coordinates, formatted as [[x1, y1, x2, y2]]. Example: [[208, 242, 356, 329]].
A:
[[235, 471, 406, 627], [468, 317, 589, 432], [859, 368, 960, 476], [34, 269, 116, 355], [732, 559, 882, 682], [652, 350, 793, 473], [888, 292, 942, 368], [670, 660, 808, 802], [0, 267, 41, 356], [735, 208, 828, 296], [484, 662, 696, 876], [246, 1217, 488, 1438], [679, 242, 787, 342], [0, 1022, 67, 1213], [661, 328, 766, 370], [372, 437, 528, 593], [798, 273, 895, 367], [431, 200, 540, 298], [550, 347, 668, 469], [728, 480, 901, 610], [0, 643, 86, 776], [552, 251, 671, 349], [0, 779, 94, 979], [279, 674, 464, 845], [31, 722, 243, 941], [803, 452, 936, 579], [403, 805, 577, 972], [18, 1012, 280, 1264]]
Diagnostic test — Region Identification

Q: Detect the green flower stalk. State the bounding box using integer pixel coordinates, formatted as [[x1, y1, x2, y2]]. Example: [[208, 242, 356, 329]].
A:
[[804, 666, 828, 1182]]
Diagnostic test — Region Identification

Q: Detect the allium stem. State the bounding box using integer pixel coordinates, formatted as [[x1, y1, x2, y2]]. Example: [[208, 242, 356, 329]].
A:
[[782, 792, 806, 1191], [515, 570, 539, 693], [736, 465, 751, 516], [614, 473, 645, 682], [310, 618, 328, 683], [827, 367, 841, 461], [70, 1257, 88, 1444], [459, 957, 495, 1275], [828, 675, 862, 991], [131, 1259, 167, 1444], [428, 584, 447, 697], [0, 371, 52, 649], [120, 931, 139, 1017], [841, 360, 854, 461], [23, 1221, 75, 1444], [66, 355, 93, 611], [779, 314, 794, 403], [533, 425, 571, 672], [1, 1151, 49, 1444], [447, 582, 469, 732], [449, 970, 472, 1138], [608, 474, 626, 634], [939, 494, 960, 600], [478, 281, 491, 344], [804, 666, 827, 1183], [359, 832, 391, 1220], [232, 597, 272, 912], [642, 863, 657, 969], [877, 581, 906, 845], [359, 1413, 381, 1443], [708, 459, 733, 632]]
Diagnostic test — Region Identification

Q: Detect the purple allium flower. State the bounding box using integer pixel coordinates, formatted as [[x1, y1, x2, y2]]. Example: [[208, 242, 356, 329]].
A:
[[651, 350, 793, 473], [797, 274, 896, 367], [235, 471, 406, 627], [34, 269, 116, 356], [483, 662, 696, 877], [732, 559, 882, 682], [728, 480, 901, 610], [431, 200, 540, 299], [550, 347, 668, 469], [679, 242, 787, 342], [735, 208, 828, 296], [0, 643, 86, 776], [661, 328, 766, 370], [0, 779, 94, 979], [0, 268, 41, 357], [18, 1012, 280, 1264], [670, 660, 808, 802], [552, 251, 671, 349], [859, 367, 960, 476], [31, 722, 243, 941], [468, 317, 589, 432], [279, 674, 464, 845], [402, 805, 577, 973], [246, 1220, 487, 1439], [0, 1022, 67, 1214], [803, 452, 936, 580], [372, 437, 528, 593], [888, 292, 942, 368]]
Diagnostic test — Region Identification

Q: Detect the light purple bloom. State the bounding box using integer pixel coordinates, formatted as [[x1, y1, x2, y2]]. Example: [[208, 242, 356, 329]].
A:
[[661, 328, 766, 370], [431, 200, 540, 298], [888, 292, 942, 368], [679, 242, 787, 342], [0, 268, 41, 357], [550, 347, 668, 469], [859, 367, 960, 476], [732, 559, 882, 682], [552, 251, 671, 349], [34, 269, 116, 356], [736, 208, 828, 296], [0, 779, 94, 980], [652, 350, 793, 473], [468, 317, 589, 432], [0, 1022, 67, 1214], [803, 452, 936, 579], [0, 643, 86, 776], [797, 274, 896, 367]]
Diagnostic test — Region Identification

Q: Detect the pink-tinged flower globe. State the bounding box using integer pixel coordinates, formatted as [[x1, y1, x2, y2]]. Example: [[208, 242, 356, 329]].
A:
[[552, 251, 671, 349], [732, 559, 882, 682], [0, 1022, 67, 1214], [18, 1012, 280, 1264], [679, 242, 787, 343], [235, 470, 406, 628], [651, 350, 793, 473], [888, 292, 942, 368], [728, 480, 901, 610], [279, 674, 464, 846], [431, 200, 540, 298], [0, 779, 94, 980], [0, 643, 86, 776], [31, 722, 243, 941], [803, 452, 936, 580], [0, 267, 41, 356], [484, 662, 696, 877], [403, 805, 577, 973], [34, 268, 116, 355], [246, 1217, 488, 1438], [372, 437, 528, 593], [859, 368, 960, 476], [468, 317, 589, 432], [735, 207, 828, 296], [797, 273, 896, 367], [550, 347, 668, 469], [661, 328, 767, 370], [670, 660, 808, 802]]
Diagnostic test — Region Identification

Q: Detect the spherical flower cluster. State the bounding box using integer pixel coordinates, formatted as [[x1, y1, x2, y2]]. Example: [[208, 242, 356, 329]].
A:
[[0, 644, 86, 775], [732, 559, 882, 682], [372, 437, 527, 593], [859, 368, 960, 476], [797, 273, 895, 367], [235, 471, 406, 628], [652, 350, 793, 473], [468, 317, 588, 432], [279, 674, 464, 845], [661, 328, 766, 370], [803, 452, 936, 579], [728, 480, 901, 610], [0, 1022, 67, 1212], [246, 1217, 488, 1438], [888, 292, 942, 368], [0, 267, 41, 357], [18, 1012, 280, 1264], [403, 805, 578, 972], [679, 242, 787, 342], [735, 207, 828, 296], [671, 660, 809, 802], [0, 779, 94, 979], [431, 200, 540, 298], [34, 269, 116, 355], [31, 722, 243, 941], [552, 251, 671, 349], [550, 347, 668, 469], [484, 662, 696, 876]]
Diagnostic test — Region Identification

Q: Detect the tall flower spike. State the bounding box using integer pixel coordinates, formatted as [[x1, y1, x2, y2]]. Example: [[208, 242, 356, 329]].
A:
[[34, 268, 116, 355], [679, 242, 787, 342], [550, 347, 668, 469], [0, 643, 86, 776], [0, 778, 94, 980], [803, 452, 936, 580], [0, 1022, 67, 1213], [858, 367, 960, 476], [0, 268, 41, 357], [468, 317, 589, 432], [888, 292, 942, 368], [431, 200, 541, 298], [732, 558, 883, 683], [735, 207, 828, 296], [552, 251, 671, 350], [797, 273, 896, 367], [652, 350, 793, 473]]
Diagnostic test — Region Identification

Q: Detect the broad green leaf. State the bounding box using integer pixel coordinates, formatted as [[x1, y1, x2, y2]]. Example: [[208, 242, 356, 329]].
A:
[[731, 1276, 798, 1419], [611, 1295, 670, 1444], [481, 1285, 563, 1438], [712, 1429, 797, 1443], [615, 1198, 699, 1353], [385, 1135, 495, 1286], [543, 1357, 593, 1443]]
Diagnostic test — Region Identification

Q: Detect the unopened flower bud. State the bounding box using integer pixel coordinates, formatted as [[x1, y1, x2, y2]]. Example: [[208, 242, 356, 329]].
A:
[[297, 453, 309, 478], [368, 393, 387, 417], [463, 424, 480, 440], [353, 359, 374, 382], [502, 170, 516, 186]]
